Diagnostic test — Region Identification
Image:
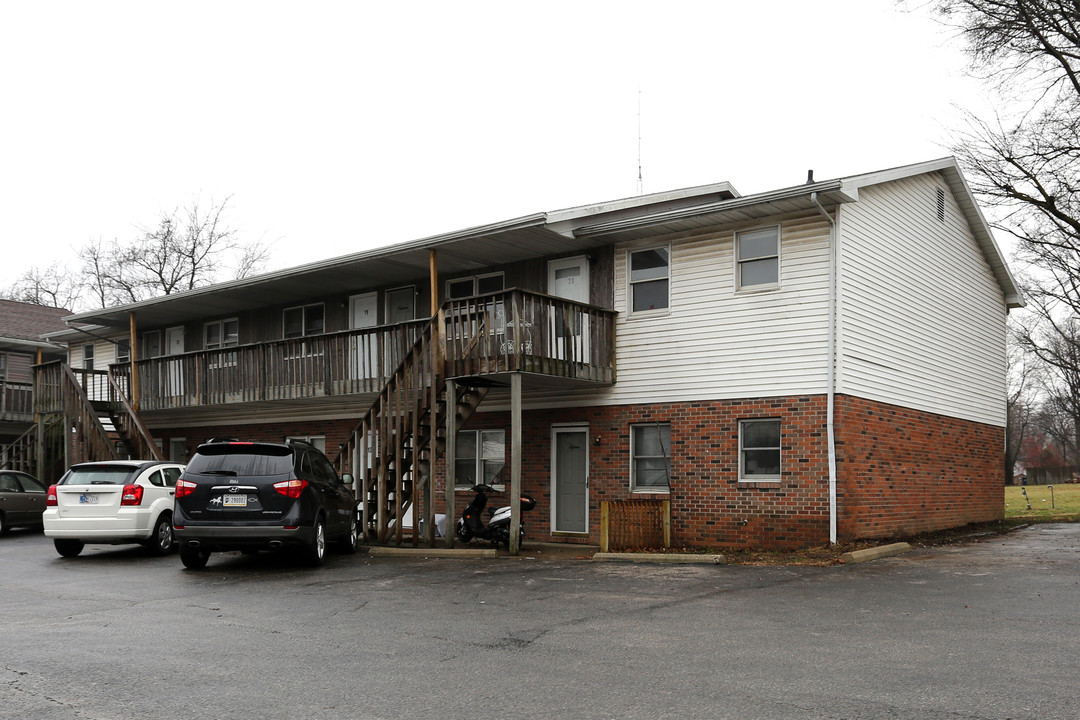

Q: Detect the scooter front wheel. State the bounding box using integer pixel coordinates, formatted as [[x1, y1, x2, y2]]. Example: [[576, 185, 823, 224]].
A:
[[456, 518, 473, 542]]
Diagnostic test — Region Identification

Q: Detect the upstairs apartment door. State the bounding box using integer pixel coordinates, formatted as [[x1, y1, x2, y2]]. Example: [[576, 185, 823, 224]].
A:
[[547, 256, 590, 362], [164, 326, 184, 397], [349, 292, 379, 381]]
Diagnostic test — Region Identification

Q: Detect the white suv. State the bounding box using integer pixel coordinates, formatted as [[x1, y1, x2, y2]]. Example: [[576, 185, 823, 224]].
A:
[[43, 460, 185, 557]]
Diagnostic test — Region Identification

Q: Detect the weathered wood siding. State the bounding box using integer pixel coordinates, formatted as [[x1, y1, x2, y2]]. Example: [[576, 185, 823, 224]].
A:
[[837, 172, 1007, 426]]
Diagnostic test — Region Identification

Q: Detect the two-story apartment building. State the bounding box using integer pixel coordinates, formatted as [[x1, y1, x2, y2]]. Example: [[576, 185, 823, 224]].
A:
[[38, 157, 1021, 550], [0, 300, 69, 475]]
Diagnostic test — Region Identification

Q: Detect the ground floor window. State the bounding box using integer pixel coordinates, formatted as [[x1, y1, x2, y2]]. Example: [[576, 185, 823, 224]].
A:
[[286, 435, 326, 453], [739, 419, 781, 481], [631, 423, 671, 492], [455, 429, 505, 489]]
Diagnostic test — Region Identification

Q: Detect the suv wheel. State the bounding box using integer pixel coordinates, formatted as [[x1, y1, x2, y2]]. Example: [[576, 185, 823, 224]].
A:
[[144, 514, 175, 556], [54, 539, 85, 557], [0, 511, 7, 537], [180, 545, 211, 569], [338, 512, 358, 555], [304, 517, 326, 567]]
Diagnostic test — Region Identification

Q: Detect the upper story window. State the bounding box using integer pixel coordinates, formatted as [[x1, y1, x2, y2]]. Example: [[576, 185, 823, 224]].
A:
[[739, 419, 781, 482], [448, 272, 504, 299], [82, 344, 95, 370], [283, 304, 325, 339], [115, 340, 130, 365], [144, 331, 162, 359], [631, 422, 671, 492], [629, 247, 669, 312], [0, 352, 6, 380], [205, 318, 239, 349], [736, 226, 780, 290]]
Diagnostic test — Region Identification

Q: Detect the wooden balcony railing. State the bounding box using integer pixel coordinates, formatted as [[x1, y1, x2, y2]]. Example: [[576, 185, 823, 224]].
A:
[[34, 362, 113, 414], [1, 380, 34, 422], [111, 320, 428, 411], [444, 289, 616, 382]]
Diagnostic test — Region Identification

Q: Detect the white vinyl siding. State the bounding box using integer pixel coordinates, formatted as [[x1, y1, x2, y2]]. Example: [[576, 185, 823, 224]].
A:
[[605, 214, 833, 406], [837, 173, 1007, 426]]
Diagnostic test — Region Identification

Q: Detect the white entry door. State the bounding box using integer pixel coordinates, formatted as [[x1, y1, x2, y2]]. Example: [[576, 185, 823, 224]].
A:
[[349, 292, 379, 380], [164, 326, 184, 397], [551, 426, 589, 534], [547, 256, 590, 362]]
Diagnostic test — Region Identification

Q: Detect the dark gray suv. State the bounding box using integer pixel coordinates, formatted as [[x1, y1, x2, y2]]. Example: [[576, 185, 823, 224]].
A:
[[173, 439, 358, 569]]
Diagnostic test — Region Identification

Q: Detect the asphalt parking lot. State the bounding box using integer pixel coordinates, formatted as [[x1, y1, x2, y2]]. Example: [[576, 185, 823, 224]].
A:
[[2, 524, 1078, 720]]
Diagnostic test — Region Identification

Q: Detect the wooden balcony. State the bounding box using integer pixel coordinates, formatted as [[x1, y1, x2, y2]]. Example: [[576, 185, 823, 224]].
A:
[[87, 289, 616, 414], [1, 380, 34, 423]]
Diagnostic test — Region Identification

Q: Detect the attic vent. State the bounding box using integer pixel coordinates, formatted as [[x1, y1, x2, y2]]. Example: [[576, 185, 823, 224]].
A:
[[935, 187, 946, 222]]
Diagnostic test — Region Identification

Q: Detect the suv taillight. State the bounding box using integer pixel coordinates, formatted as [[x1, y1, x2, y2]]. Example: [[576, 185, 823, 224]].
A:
[[46, 485, 57, 506], [272, 479, 308, 499], [120, 484, 144, 506], [175, 478, 197, 498]]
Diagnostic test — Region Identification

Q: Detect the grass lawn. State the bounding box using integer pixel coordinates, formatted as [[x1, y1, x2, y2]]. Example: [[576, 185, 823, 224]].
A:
[[1005, 484, 1080, 521]]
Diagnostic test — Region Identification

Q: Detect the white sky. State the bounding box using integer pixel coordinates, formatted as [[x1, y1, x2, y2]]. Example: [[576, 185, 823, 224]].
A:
[[0, 0, 991, 293]]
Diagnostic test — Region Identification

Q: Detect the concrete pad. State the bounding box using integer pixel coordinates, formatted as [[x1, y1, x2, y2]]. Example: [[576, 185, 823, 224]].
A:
[[592, 552, 726, 565], [365, 546, 497, 559], [841, 542, 912, 564]]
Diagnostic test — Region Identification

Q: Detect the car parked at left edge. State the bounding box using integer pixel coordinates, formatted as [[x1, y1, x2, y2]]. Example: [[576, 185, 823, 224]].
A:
[[0, 470, 48, 535], [43, 460, 185, 557]]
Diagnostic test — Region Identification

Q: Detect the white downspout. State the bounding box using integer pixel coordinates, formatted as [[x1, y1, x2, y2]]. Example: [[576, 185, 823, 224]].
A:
[[811, 192, 838, 545]]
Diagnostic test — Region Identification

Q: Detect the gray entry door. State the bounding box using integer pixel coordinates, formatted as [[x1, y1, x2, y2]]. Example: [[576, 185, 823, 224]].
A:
[[553, 428, 588, 533]]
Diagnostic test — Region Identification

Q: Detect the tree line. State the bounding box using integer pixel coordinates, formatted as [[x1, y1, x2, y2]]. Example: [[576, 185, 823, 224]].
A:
[[2, 196, 269, 312]]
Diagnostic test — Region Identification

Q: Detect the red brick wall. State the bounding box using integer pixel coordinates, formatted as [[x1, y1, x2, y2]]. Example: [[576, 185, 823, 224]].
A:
[[153, 393, 1004, 550], [834, 395, 1004, 541]]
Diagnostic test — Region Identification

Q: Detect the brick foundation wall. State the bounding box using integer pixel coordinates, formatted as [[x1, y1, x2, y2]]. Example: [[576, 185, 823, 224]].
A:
[[152, 393, 1003, 550], [834, 395, 1004, 541]]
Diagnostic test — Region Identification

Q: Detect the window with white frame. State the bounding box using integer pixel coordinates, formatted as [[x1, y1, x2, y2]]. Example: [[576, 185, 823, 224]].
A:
[[447, 272, 504, 299], [739, 419, 781, 481], [629, 247, 669, 312], [736, 226, 780, 289], [81, 344, 95, 370], [631, 423, 671, 492], [115, 339, 130, 365], [286, 435, 327, 453], [205, 318, 239, 349], [283, 304, 325, 338], [0, 352, 6, 380], [454, 429, 505, 489]]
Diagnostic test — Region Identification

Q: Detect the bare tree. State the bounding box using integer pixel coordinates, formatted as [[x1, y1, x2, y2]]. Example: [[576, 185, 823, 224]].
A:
[[1, 262, 81, 310]]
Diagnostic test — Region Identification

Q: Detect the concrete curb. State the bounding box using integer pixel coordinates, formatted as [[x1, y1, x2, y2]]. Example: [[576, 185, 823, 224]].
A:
[[365, 546, 497, 559], [592, 552, 726, 565], [840, 542, 912, 564]]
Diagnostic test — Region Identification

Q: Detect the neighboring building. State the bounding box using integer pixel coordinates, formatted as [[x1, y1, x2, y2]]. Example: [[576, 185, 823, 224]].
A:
[[38, 157, 1022, 549], [0, 300, 70, 475]]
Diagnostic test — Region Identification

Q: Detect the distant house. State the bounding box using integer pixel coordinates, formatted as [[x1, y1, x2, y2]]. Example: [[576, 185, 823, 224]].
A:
[[0, 300, 69, 475], [30, 157, 1021, 550]]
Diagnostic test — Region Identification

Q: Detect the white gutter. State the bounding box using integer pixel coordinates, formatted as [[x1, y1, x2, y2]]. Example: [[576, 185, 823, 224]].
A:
[[811, 192, 839, 545]]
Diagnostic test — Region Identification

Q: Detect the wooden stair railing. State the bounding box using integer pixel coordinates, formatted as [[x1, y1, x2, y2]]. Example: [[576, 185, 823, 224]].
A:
[[335, 309, 491, 546], [107, 373, 163, 461], [61, 365, 118, 465]]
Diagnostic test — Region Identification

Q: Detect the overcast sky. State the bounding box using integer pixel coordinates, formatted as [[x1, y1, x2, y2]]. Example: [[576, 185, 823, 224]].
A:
[[0, 0, 992, 294]]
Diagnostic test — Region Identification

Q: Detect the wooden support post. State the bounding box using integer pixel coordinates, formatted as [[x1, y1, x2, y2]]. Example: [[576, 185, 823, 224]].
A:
[[444, 379, 457, 548], [509, 372, 522, 556], [662, 500, 671, 548], [429, 249, 439, 316], [129, 312, 139, 411], [600, 501, 610, 553]]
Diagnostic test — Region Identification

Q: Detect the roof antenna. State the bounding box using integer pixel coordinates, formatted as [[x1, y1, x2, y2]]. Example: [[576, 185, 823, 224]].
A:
[[807, 169, 815, 184], [637, 86, 644, 195]]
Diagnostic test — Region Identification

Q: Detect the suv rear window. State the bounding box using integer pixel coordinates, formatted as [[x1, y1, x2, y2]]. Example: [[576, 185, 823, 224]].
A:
[[60, 466, 139, 485], [187, 444, 293, 476]]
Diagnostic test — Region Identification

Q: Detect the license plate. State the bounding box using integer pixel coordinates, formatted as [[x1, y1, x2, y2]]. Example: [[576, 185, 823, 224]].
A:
[[79, 494, 99, 504], [223, 494, 248, 507]]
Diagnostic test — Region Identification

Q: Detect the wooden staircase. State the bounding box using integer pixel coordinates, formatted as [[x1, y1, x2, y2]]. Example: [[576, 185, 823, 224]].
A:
[[0, 415, 66, 482], [335, 310, 490, 545]]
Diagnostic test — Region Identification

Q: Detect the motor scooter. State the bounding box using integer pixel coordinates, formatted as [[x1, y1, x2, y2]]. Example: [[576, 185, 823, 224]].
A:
[[456, 484, 536, 549]]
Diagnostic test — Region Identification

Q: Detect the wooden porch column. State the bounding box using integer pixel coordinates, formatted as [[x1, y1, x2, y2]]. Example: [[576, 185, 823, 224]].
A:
[[509, 372, 522, 555], [429, 249, 439, 316], [128, 312, 139, 411], [444, 379, 457, 548]]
